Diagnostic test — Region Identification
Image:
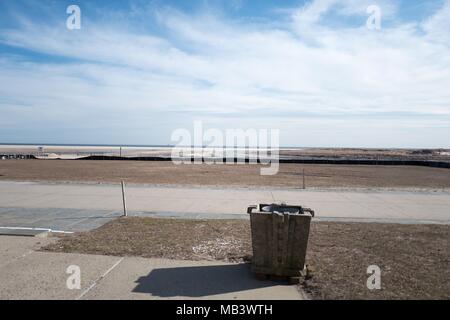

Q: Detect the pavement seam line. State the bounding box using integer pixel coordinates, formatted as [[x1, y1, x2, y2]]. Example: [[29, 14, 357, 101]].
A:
[[66, 210, 122, 229], [76, 257, 124, 300], [0, 249, 33, 269]]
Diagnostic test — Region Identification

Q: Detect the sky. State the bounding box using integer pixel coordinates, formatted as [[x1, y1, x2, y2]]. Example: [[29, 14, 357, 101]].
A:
[[0, 0, 449, 148]]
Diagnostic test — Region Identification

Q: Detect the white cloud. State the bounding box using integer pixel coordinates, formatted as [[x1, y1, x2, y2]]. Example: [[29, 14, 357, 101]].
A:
[[0, 0, 449, 147], [422, 0, 450, 44]]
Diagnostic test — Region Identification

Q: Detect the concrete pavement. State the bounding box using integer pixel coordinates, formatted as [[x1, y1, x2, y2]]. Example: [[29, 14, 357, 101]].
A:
[[0, 207, 120, 232], [0, 236, 305, 300], [0, 181, 449, 232]]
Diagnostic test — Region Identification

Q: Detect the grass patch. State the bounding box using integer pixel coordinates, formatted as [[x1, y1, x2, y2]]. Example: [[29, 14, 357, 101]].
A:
[[45, 217, 252, 262]]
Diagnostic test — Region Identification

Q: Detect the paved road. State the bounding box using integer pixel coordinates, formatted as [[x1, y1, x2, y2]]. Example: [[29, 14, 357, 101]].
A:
[[0, 181, 449, 232], [0, 236, 305, 300]]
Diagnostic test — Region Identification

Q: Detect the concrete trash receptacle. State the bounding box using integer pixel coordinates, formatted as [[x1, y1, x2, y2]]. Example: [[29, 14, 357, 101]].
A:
[[247, 203, 314, 277]]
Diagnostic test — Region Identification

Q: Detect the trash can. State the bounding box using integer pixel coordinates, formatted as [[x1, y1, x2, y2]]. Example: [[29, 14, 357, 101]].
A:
[[247, 203, 314, 278]]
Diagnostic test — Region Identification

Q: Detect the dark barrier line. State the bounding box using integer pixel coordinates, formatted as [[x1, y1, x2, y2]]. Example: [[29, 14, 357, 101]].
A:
[[76, 155, 450, 169], [2, 154, 449, 169]]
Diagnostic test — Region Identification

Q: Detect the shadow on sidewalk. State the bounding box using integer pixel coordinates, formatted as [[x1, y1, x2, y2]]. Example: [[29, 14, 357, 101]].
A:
[[133, 263, 283, 298]]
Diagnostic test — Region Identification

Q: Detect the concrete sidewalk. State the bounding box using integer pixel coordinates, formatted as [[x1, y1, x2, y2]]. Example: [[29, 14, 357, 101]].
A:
[[0, 181, 449, 231], [0, 236, 305, 300]]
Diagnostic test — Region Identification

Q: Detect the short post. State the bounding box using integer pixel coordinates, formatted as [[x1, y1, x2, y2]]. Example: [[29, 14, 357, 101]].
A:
[[119, 147, 122, 157], [302, 168, 306, 189], [121, 180, 127, 217]]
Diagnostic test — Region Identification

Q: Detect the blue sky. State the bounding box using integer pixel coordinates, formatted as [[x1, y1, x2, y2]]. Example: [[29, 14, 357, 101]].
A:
[[0, 0, 449, 147]]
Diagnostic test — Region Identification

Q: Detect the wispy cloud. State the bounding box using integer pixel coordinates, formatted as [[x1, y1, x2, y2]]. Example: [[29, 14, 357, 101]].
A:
[[0, 0, 449, 147]]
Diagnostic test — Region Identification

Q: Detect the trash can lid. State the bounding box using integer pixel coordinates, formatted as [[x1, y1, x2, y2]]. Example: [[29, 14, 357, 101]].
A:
[[261, 204, 301, 214], [247, 203, 315, 216]]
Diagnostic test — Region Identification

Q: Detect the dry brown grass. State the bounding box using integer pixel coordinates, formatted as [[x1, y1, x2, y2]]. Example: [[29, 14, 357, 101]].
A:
[[304, 222, 450, 299], [45, 217, 252, 262], [2, 160, 450, 189]]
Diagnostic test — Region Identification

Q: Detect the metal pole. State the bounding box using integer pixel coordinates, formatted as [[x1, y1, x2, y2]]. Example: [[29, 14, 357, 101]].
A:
[[119, 147, 122, 157], [302, 168, 306, 189], [121, 181, 127, 217]]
